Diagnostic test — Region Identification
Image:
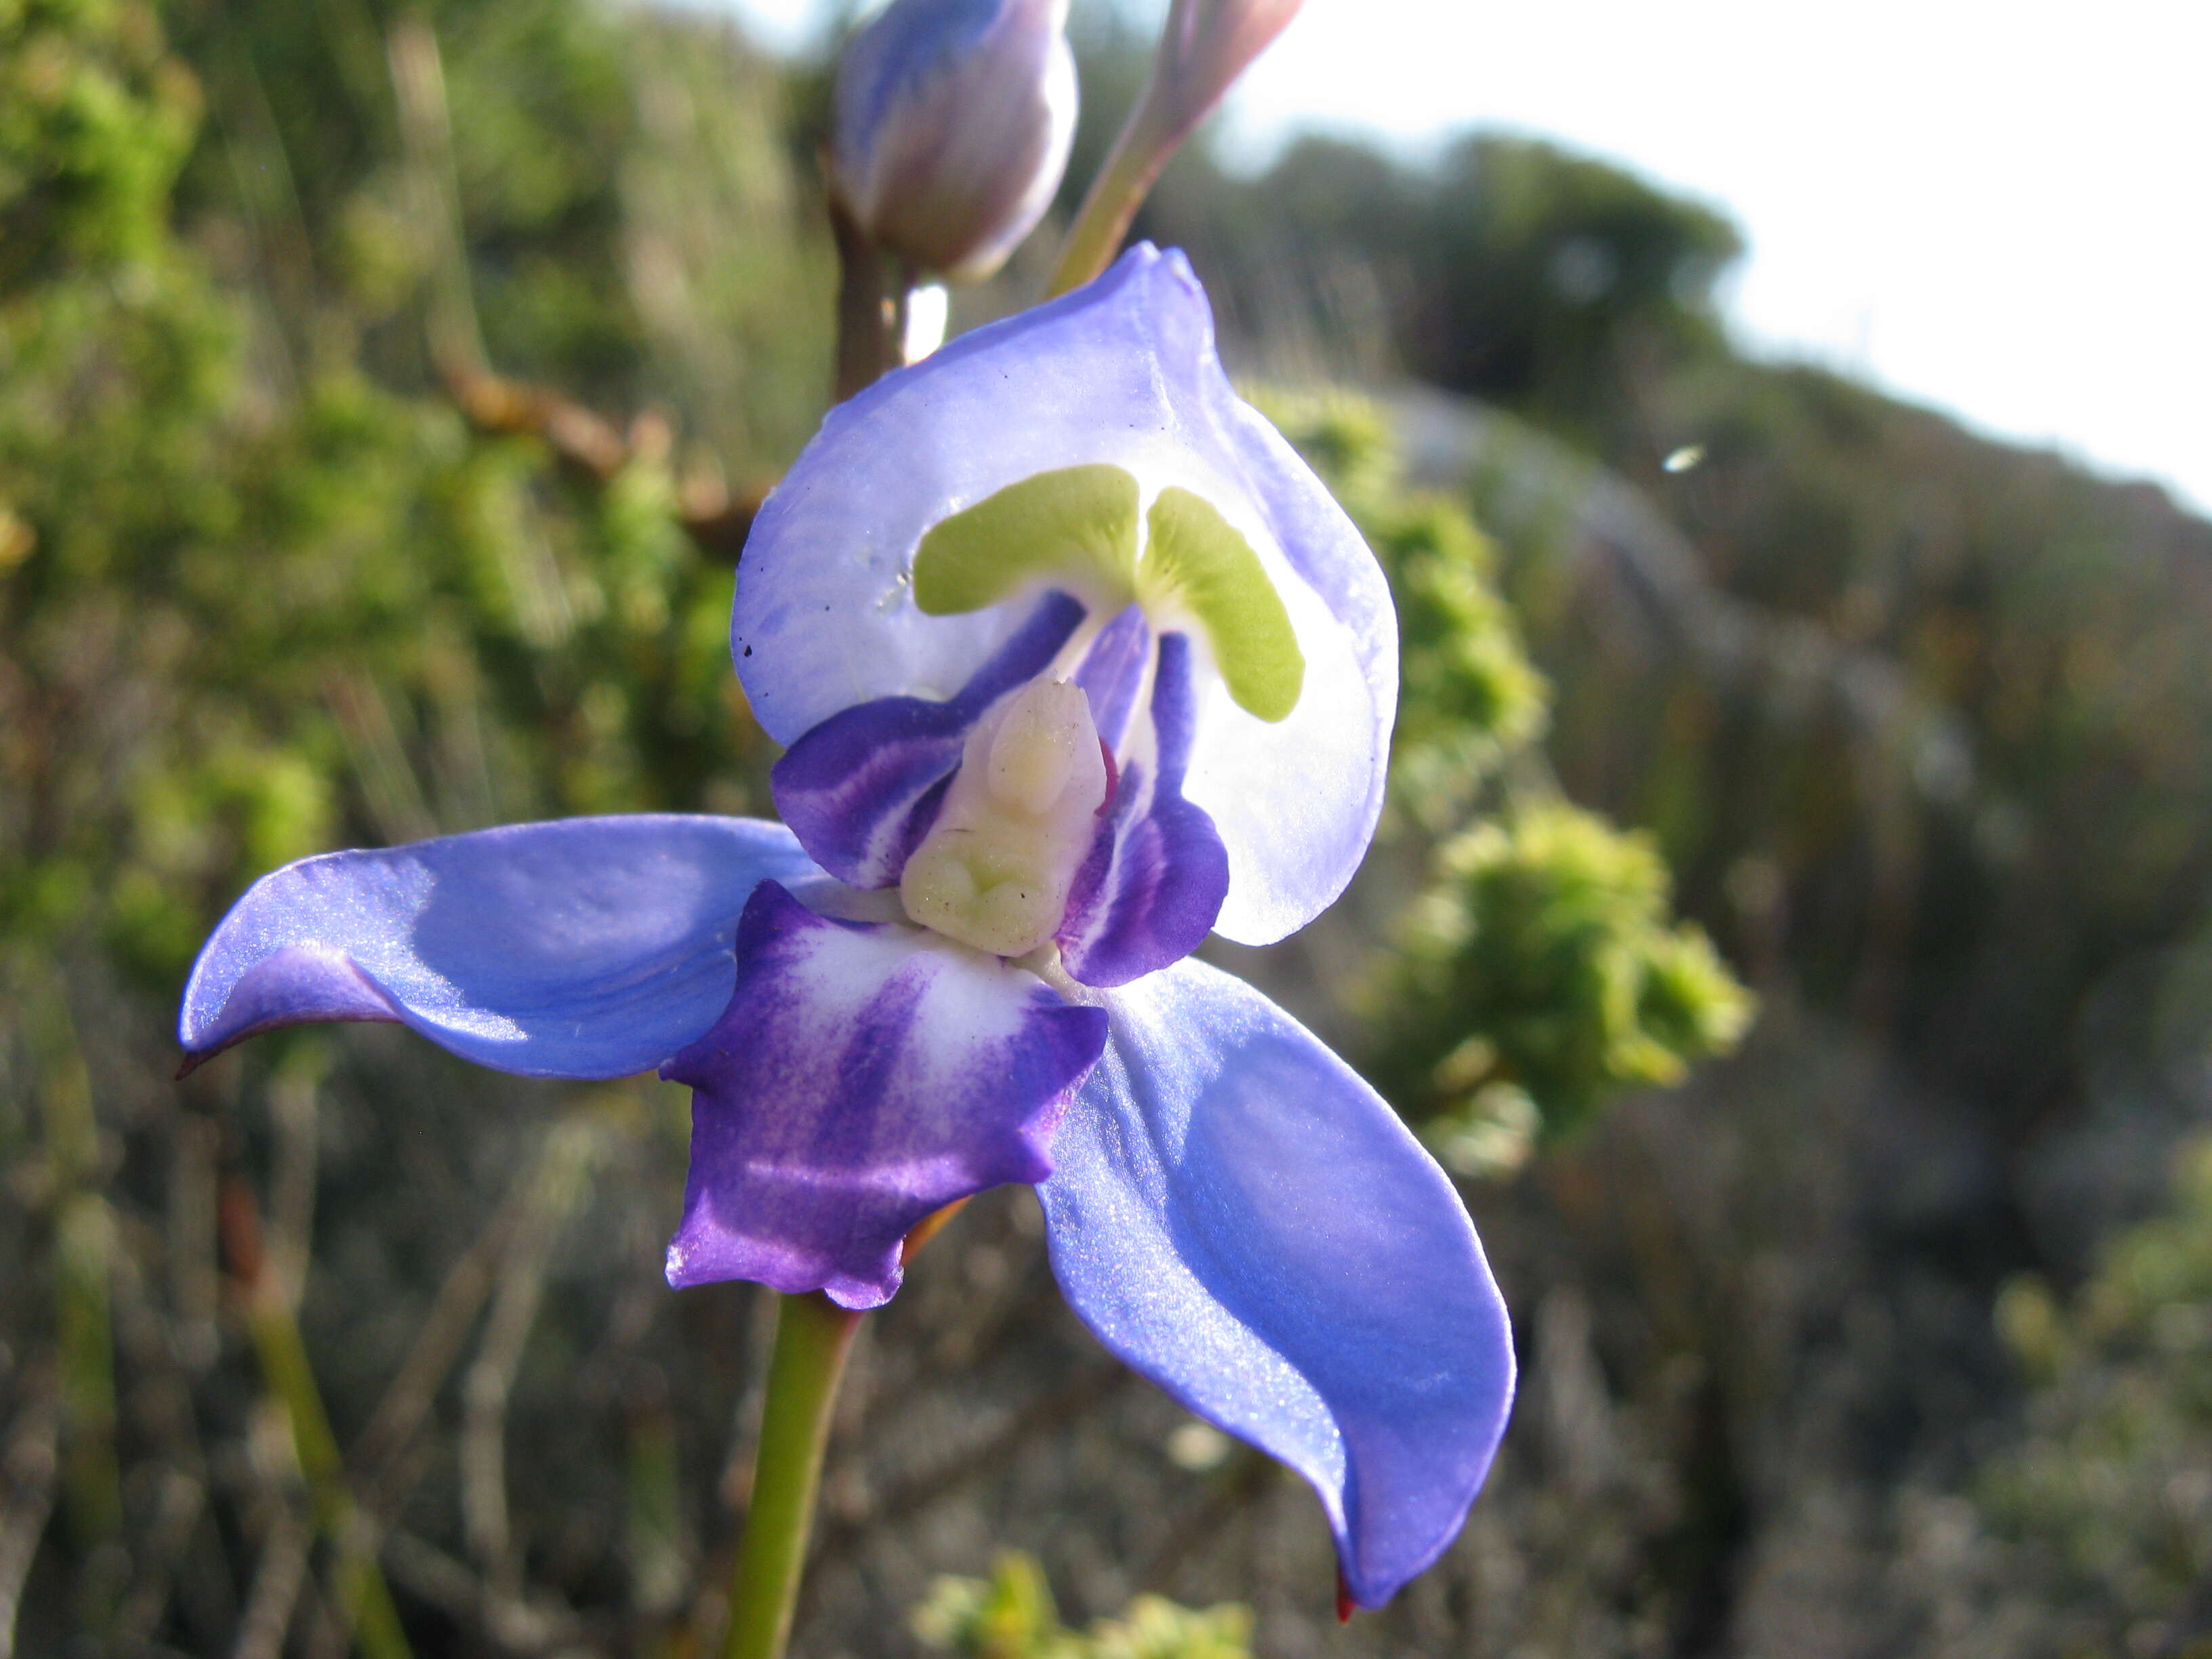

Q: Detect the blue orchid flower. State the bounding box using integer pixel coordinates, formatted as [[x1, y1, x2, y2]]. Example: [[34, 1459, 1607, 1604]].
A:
[[176, 245, 1515, 1609]]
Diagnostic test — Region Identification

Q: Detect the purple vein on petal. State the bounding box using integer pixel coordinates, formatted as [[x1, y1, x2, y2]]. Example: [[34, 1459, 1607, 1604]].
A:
[[770, 590, 1088, 888], [1057, 630, 1229, 987], [1073, 602, 1151, 750]]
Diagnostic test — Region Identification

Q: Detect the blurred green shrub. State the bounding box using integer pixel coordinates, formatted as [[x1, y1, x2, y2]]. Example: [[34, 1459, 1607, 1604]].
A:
[[1956, 1139, 2212, 1651], [1263, 390, 1750, 1156], [912, 1553, 1253, 1659], [1, 0, 201, 284], [0, 0, 817, 994], [1371, 804, 1752, 1169]]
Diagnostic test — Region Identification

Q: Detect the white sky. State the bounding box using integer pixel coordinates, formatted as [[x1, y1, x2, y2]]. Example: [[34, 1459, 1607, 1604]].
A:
[[724, 0, 2212, 514]]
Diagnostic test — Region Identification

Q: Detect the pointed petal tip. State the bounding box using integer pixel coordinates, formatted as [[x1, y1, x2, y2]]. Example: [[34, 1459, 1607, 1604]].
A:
[[1336, 1568, 1356, 1623], [1040, 958, 1512, 1614], [179, 816, 823, 1082], [173, 1050, 205, 1082], [664, 1225, 904, 1309]]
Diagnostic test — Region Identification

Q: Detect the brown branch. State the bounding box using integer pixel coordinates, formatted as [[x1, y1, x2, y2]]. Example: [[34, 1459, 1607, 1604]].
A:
[[806, 1359, 1131, 1574], [232, 1507, 311, 1659], [830, 192, 902, 404], [387, 11, 766, 567]]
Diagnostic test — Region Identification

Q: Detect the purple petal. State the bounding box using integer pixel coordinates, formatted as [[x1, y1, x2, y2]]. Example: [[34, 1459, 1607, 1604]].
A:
[[733, 245, 1393, 947], [179, 817, 825, 1079], [661, 881, 1107, 1310], [1057, 632, 1227, 987], [770, 591, 1086, 888], [1038, 959, 1515, 1608], [1071, 602, 1151, 749]]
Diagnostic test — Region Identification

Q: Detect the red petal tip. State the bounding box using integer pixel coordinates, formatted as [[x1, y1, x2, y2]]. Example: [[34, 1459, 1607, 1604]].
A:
[[1336, 1569, 1355, 1624]]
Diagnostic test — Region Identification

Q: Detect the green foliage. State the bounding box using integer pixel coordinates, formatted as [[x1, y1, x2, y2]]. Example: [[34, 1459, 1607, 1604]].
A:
[[912, 1553, 1253, 1659], [1422, 136, 1740, 420], [1369, 804, 1753, 1164], [1260, 389, 1748, 1149], [0, 0, 201, 284], [0, 0, 822, 997], [1922, 1139, 2212, 1654], [1139, 131, 1740, 444]]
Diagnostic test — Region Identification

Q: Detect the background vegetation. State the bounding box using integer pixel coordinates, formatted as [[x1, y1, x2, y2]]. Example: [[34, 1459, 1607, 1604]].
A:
[[5, 1, 2210, 1654]]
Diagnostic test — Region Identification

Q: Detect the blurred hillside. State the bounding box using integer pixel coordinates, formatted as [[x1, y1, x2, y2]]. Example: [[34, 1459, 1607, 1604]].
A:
[[5, 1, 2211, 1655]]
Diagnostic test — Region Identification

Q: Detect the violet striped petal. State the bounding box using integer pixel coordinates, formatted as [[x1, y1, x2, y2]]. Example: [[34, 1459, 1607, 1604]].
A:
[[770, 591, 1087, 889], [1038, 958, 1515, 1608], [178, 816, 823, 1079], [1057, 632, 1227, 987], [1071, 602, 1150, 750], [661, 881, 1107, 1310]]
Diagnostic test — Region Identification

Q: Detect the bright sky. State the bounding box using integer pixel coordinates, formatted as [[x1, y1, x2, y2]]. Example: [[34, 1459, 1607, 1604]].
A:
[[725, 0, 2212, 514]]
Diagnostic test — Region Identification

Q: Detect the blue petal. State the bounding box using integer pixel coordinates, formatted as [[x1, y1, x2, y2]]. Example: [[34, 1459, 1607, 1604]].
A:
[[661, 882, 1107, 1309], [769, 591, 1086, 888], [1037, 960, 1515, 1607], [178, 816, 823, 1079], [732, 245, 1393, 945], [1057, 632, 1228, 987]]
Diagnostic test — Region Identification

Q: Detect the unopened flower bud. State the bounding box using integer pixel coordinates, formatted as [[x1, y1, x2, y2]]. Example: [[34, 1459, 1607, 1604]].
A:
[[832, 0, 1078, 283], [1048, 0, 1302, 294], [1143, 0, 1302, 153]]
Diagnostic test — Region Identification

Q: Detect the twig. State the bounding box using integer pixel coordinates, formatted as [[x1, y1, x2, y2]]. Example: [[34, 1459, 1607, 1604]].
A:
[[220, 1181, 414, 1659], [112, 1467, 206, 1654], [0, 1369, 60, 1659], [267, 1057, 325, 1313], [459, 1122, 602, 1589], [231, 1507, 310, 1659], [380, 1529, 593, 1654], [808, 1359, 1130, 1574], [352, 1174, 531, 1517], [386, 11, 764, 564]]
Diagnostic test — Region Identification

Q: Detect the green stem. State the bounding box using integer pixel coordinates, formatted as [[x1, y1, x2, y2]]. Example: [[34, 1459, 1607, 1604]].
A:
[[722, 1292, 863, 1659], [1048, 110, 1169, 299], [224, 1173, 412, 1659]]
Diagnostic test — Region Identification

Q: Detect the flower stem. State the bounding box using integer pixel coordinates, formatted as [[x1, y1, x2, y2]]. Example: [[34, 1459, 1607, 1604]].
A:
[[1048, 109, 1168, 298], [222, 1179, 413, 1659], [722, 1292, 863, 1659], [830, 197, 901, 403]]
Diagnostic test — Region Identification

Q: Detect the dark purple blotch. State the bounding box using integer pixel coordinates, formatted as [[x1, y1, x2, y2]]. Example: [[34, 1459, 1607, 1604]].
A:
[[770, 591, 1086, 889], [1057, 632, 1230, 987], [660, 880, 1107, 1309]]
